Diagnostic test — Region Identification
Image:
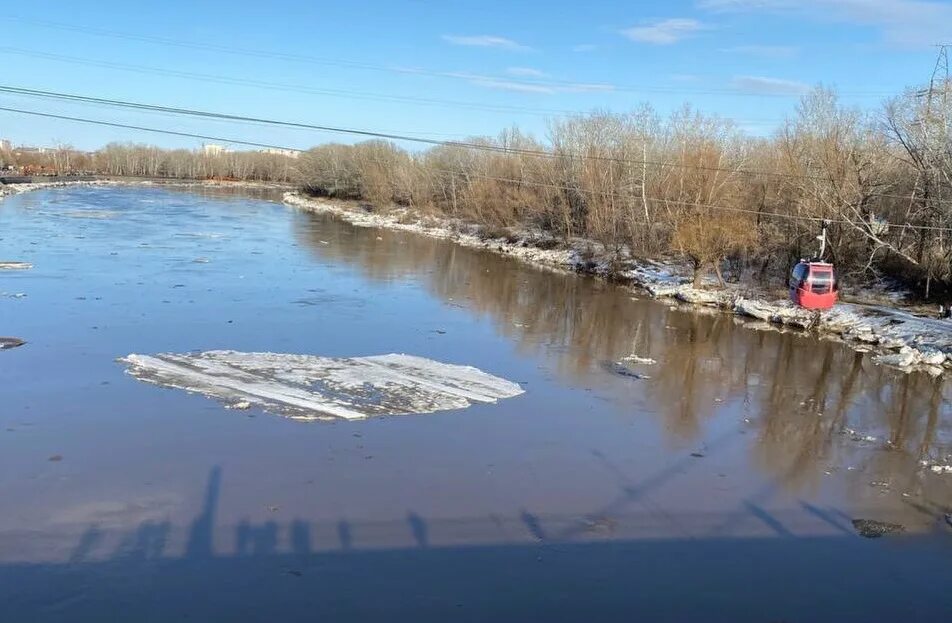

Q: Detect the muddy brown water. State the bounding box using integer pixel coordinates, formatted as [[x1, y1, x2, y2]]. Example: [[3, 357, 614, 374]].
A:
[[1, 185, 951, 622]]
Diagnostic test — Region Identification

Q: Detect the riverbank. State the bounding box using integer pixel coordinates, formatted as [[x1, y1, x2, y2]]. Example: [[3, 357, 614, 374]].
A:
[[284, 191, 952, 374], [0, 176, 292, 195], [6, 182, 950, 373]]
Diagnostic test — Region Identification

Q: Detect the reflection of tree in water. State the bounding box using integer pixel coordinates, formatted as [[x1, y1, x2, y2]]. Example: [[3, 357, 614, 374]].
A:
[[294, 211, 952, 487], [645, 312, 743, 440], [294, 210, 656, 377], [748, 338, 951, 491]]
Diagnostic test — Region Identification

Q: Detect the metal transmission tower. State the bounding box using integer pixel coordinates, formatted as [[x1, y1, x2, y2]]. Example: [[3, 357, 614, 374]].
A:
[[915, 45, 949, 160], [917, 45, 951, 299], [928, 44, 949, 107]]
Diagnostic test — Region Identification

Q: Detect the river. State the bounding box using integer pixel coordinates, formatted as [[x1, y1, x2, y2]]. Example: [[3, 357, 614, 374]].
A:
[[2, 185, 951, 622]]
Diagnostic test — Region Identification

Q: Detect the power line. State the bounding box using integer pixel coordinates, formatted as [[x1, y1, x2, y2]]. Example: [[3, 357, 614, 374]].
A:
[[0, 46, 792, 123], [0, 47, 579, 118], [0, 87, 472, 140], [0, 85, 830, 180], [7, 83, 952, 206], [3, 104, 951, 233]]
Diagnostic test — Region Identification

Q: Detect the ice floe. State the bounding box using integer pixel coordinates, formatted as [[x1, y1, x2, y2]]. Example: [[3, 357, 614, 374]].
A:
[[119, 350, 524, 420], [0, 337, 25, 350]]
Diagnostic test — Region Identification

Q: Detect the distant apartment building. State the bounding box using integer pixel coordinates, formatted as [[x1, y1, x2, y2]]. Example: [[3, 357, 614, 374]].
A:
[[0, 139, 13, 152], [201, 144, 229, 156], [261, 148, 301, 159]]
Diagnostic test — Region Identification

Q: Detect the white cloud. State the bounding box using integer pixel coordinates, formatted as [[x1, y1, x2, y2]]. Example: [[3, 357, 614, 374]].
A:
[[697, 0, 952, 47], [467, 78, 555, 94], [453, 72, 615, 95], [731, 75, 810, 95], [572, 44, 597, 53], [622, 18, 709, 45], [441, 35, 532, 52], [506, 66, 549, 78], [722, 44, 799, 58], [560, 82, 616, 93]]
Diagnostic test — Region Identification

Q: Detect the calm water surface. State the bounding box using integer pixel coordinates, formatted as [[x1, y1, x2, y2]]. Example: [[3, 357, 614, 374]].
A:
[[1, 186, 951, 622]]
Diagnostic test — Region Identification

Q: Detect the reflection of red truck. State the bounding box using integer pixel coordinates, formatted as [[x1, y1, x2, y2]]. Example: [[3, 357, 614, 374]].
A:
[[789, 260, 837, 310]]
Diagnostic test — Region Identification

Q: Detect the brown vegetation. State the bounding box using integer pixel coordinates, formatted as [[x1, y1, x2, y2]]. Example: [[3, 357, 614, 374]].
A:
[[1, 143, 297, 182], [293, 84, 952, 298]]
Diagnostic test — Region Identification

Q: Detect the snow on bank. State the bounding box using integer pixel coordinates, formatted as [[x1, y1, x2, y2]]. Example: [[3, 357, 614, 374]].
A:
[[119, 350, 524, 420], [0, 178, 288, 204], [285, 192, 952, 374], [0, 179, 116, 200], [283, 192, 574, 270]]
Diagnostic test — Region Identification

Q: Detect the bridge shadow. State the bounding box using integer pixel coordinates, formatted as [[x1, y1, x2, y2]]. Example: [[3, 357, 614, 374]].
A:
[[2, 466, 951, 623]]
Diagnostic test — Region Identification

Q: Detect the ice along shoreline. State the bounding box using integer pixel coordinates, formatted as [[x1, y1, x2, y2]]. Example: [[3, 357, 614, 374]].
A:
[[284, 192, 952, 375]]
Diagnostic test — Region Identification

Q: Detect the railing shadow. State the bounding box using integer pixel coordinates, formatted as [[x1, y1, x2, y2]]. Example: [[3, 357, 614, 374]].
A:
[[4, 466, 952, 623]]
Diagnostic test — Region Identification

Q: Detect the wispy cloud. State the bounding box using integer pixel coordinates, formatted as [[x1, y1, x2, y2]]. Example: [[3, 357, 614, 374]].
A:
[[622, 18, 709, 45], [572, 43, 597, 53], [698, 0, 952, 47], [506, 66, 548, 78], [453, 72, 615, 95], [441, 35, 532, 52], [467, 78, 556, 94], [731, 75, 810, 95], [721, 44, 799, 58]]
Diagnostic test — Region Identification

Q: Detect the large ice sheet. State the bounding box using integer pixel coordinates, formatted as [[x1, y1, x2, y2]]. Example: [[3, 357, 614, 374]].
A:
[[119, 350, 524, 420]]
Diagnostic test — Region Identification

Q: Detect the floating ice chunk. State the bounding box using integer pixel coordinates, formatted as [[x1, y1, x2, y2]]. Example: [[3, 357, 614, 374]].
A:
[[842, 427, 878, 443], [62, 210, 120, 219], [0, 262, 32, 270], [0, 337, 26, 350], [621, 355, 657, 365], [874, 347, 919, 369], [119, 351, 524, 421], [605, 361, 651, 379]]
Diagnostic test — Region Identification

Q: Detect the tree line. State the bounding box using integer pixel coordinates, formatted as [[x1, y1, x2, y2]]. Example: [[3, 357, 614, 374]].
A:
[[295, 84, 952, 299], [1, 143, 298, 183]]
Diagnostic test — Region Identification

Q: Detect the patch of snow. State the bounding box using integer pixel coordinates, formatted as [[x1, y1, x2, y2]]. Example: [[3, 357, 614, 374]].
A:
[[118, 350, 524, 421], [284, 193, 574, 272], [920, 459, 952, 474]]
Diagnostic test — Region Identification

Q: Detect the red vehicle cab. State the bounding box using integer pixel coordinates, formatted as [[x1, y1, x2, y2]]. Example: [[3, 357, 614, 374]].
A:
[[789, 260, 837, 310]]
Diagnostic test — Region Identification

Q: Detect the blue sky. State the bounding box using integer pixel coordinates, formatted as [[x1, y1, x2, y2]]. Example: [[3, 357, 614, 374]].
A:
[[1, 0, 950, 151]]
